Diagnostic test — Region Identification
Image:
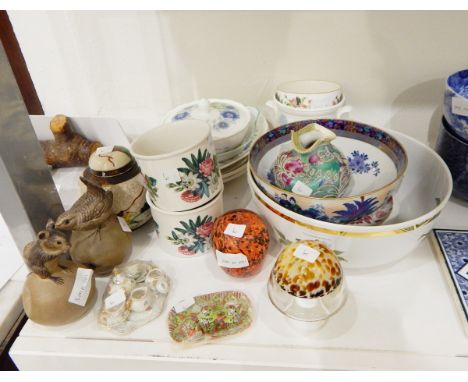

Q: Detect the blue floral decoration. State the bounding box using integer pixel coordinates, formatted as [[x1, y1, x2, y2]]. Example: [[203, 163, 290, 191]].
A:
[[173, 111, 191, 121], [347, 150, 380, 177], [332, 196, 379, 223], [214, 120, 230, 129], [274, 194, 328, 221], [221, 110, 240, 120], [434, 230, 468, 300]]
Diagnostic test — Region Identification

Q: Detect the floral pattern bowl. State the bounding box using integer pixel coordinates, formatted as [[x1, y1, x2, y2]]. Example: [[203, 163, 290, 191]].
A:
[[249, 119, 408, 225], [443, 69, 468, 141], [275, 80, 343, 110], [146, 187, 223, 257], [163, 98, 252, 153], [131, 120, 222, 212], [247, 124, 453, 269]]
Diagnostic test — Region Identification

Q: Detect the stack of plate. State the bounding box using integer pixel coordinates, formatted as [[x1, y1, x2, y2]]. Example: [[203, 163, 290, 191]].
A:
[[163, 98, 269, 184], [219, 107, 268, 182]]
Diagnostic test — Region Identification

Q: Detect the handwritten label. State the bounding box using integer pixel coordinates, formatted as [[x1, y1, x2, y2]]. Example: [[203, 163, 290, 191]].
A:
[[162, 168, 181, 184], [458, 263, 468, 281], [96, 146, 114, 155], [452, 97, 468, 117], [224, 223, 246, 238], [68, 268, 93, 307], [105, 289, 126, 310], [216, 250, 249, 268], [293, 244, 320, 263], [174, 297, 195, 313], [117, 216, 132, 232], [292, 180, 312, 197]]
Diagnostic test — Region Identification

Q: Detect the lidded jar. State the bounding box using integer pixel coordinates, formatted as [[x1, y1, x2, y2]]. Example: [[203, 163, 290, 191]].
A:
[[83, 145, 151, 230], [212, 209, 269, 278], [270, 123, 350, 198], [268, 240, 347, 321]]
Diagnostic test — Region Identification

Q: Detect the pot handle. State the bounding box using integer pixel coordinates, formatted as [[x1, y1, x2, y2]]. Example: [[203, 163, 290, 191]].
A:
[[291, 123, 336, 154], [336, 105, 352, 118]]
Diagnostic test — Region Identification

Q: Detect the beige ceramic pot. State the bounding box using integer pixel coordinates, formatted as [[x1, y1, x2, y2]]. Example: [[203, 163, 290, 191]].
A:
[[22, 264, 97, 326]]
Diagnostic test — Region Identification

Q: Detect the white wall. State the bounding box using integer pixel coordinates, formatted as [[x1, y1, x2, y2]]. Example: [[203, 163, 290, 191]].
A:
[[8, 10, 468, 140]]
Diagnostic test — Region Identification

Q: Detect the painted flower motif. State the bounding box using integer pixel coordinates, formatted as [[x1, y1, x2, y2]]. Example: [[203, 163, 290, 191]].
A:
[[214, 121, 230, 129], [167, 148, 220, 203], [196, 221, 214, 237], [180, 173, 202, 191], [347, 150, 380, 177], [145, 175, 158, 202], [281, 173, 293, 186], [221, 110, 240, 120], [168, 215, 214, 255], [284, 159, 305, 174], [173, 111, 191, 121], [178, 245, 196, 256], [332, 196, 379, 223], [308, 154, 320, 165], [181, 190, 202, 203], [199, 158, 214, 177]]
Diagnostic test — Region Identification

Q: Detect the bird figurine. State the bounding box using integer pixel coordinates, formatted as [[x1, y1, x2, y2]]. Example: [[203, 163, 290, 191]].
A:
[[56, 176, 113, 233]]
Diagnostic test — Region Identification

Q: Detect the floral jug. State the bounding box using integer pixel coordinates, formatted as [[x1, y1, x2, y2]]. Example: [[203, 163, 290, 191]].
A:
[[270, 123, 350, 198]]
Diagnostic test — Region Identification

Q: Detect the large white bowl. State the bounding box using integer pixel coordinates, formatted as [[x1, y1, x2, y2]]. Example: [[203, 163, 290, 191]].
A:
[[247, 129, 452, 269]]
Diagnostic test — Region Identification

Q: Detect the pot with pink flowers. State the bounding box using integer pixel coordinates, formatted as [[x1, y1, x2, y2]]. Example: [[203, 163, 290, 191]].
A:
[[269, 123, 351, 198]]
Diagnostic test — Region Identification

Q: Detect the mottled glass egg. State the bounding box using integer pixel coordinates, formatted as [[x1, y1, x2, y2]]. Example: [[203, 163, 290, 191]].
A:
[[212, 209, 269, 278], [268, 240, 346, 321]]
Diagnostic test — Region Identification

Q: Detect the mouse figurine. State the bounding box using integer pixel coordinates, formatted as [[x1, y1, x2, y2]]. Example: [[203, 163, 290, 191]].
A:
[[21, 219, 97, 326], [56, 176, 132, 276], [22, 219, 71, 285]]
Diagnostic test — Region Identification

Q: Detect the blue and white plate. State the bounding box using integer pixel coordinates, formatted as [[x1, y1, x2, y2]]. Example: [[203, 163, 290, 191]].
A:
[[432, 229, 468, 337]]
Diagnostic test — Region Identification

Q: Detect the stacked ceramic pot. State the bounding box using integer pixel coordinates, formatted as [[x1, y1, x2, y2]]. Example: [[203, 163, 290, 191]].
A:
[[131, 120, 224, 257], [436, 69, 468, 201], [162, 98, 265, 183], [265, 80, 352, 127]]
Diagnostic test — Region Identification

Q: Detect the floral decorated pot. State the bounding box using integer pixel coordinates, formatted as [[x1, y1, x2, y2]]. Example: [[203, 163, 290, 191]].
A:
[[249, 119, 408, 225], [131, 120, 222, 212], [270, 123, 350, 198], [146, 188, 223, 257], [443, 69, 468, 141], [275, 80, 343, 110], [83, 146, 151, 230], [265, 97, 352, 128], [163, 98, 252, 153]]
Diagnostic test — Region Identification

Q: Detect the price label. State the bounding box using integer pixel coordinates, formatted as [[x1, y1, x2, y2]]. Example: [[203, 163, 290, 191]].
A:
[[162, 168, 181, 184], [174, 297, 195, 313], [216, 250, 249, 268], [292, 180, 313, 196], [95, 146, 114, 155], [458, 263, 468, 281], [117, 216, 132, 232], [452, 97, 468, 117], [68, 268, 93, 307], [223, 223, 246, 238], [293, 244, 320, 263], [104, 289, 126, 310]]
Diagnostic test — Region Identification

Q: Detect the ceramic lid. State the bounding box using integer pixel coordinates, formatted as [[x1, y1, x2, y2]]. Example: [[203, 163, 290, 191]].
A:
[[89, 146, 132, 172], [272, 240, 343, 299], [163, 98, 251, 141]]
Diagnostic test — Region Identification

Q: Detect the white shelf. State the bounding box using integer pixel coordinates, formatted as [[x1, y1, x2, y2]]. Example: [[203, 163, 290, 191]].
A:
[[8, 172, 468, 370]]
